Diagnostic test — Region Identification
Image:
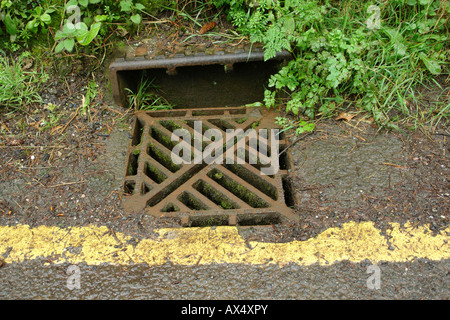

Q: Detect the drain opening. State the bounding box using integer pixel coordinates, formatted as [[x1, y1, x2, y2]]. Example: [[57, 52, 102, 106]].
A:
[[127, 152, 139, 176], [185, 119, 210, 134], [124, 181, 136, 195], [150, 126, 178, 151], [159, 119, 183, 132], [158, 120, 206, 152], [193, 180, 239, 210], [207, 168, 269, 208], [146, 164, 207, 207], [132, 118, 145, 146], [223, 163, 277, 200], [144, 162, 167, 184], [114, 61, 284, 109], [161, 202, 179, 212], [282, 176, 296, 207], [178, 191, 209, 210], [231, 147, 273, 174], [190, 215, 229, 227], [141, 182, 151, 195], [147, 142, 181, 172], [208, 119, 236, 131], [234, 118, 248, 124]]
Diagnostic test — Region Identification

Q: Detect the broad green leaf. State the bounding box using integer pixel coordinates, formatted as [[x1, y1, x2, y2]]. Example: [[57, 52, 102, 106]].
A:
[[76, 22, 101, 46], [55, 30, 65, 40], [64, 38, 75, 51], [63, 23, 76, 34], [35, 7, 43, 16], [40, 13, 51, 24], [419, 52, 441, 75], [89, 0, 102, 3], [79, 0, 89, 8], [76, 30, 90, 45], [120, 0, 133, 12], [131, 14, 141, 24], [55, 41, 66, 53], [94, 15, 108, 22], [4, 13, 17, 35], [65, 0, 78, 10], [26, 19, 37, 31], [135, 3, 145, 10]]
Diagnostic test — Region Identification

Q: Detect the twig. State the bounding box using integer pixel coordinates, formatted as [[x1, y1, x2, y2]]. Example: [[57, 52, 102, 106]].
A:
[[48, 181, 86, 188], [278, 132, 314, 156], [382, 162, 408, 169], [58, 105, 82, 135], [434, 132, 450, 137]]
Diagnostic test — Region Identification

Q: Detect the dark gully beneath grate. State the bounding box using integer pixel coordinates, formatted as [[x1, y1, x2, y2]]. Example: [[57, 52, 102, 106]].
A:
[[122, 107, 299, 226]]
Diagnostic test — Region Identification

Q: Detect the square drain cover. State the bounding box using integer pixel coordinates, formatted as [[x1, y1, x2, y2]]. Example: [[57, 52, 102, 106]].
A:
[[122, 107, 298, 226]]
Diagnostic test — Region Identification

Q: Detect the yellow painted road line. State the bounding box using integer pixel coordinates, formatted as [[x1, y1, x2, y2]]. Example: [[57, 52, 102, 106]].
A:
[[0, 221, 448, 266]]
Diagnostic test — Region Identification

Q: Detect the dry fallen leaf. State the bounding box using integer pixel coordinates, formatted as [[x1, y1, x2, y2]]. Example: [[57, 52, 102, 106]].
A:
[[22, 59, 33, 70], [6, 138, 24, 146], [134, 46, 147, 56], [335, 112, 357, 121], [199, 21, 217, 35]]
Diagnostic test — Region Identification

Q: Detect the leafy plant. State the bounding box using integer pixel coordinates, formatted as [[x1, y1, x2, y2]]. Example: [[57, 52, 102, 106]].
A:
[[41, 104, 63, 131], [53, 0, 148, 53], [212, 0, 449, 128], [81, 79, 99, 117], [275, 116, 315, 136], [0, 0, 152, 52], [0, 0, 59, 44], [118, 0, 145, 25], [25, 6, 56, 34]]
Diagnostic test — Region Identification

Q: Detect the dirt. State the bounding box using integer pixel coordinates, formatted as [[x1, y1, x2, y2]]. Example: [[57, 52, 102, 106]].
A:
[[0, 12, 449, 244], [116, 8, 256, 60]]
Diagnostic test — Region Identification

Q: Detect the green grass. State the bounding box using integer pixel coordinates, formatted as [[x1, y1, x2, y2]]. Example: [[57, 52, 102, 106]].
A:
[[125, 77, 173, 111], [0, 51, 47, 110]]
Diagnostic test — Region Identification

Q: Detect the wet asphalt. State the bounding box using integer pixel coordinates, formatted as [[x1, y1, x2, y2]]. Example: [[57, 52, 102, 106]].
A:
[[1, 258, 448, 300]]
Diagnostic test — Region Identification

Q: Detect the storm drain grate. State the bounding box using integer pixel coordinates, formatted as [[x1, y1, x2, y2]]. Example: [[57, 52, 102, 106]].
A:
[[122, 106, 299, 226]]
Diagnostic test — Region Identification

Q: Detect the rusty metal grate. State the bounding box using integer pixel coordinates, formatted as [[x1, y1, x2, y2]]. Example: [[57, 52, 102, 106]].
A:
[[122, 106, 299, 226]]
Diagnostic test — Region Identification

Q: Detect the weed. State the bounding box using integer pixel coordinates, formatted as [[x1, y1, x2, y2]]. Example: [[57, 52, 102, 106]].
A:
[[81, 79, 98, 118], [126, 77, 173, 111], [275, 117, 315, 136], [211, 0, 449, 128], [0, 51, 47, 110]]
